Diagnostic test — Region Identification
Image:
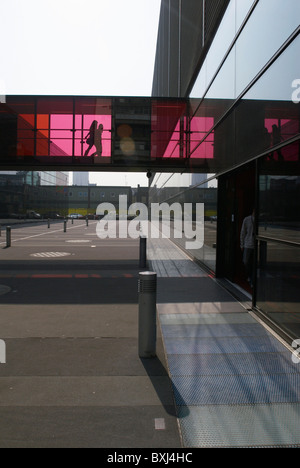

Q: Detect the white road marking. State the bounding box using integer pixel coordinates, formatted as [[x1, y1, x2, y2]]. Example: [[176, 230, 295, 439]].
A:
[[154, 418, 166, 430]]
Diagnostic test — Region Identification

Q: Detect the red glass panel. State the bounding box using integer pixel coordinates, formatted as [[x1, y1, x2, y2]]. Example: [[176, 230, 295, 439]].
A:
[[189, 117, 214, 159], [151, 100, 187, 159]]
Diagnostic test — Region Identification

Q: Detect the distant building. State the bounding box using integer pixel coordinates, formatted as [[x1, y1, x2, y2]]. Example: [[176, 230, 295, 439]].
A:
[[40, 172, 69, 186], [73, 172, 89, 186]]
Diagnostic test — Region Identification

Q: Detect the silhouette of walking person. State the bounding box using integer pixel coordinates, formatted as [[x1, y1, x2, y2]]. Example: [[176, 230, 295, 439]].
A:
[[93, 123, 104, 157], [84, 120, 98, 156]]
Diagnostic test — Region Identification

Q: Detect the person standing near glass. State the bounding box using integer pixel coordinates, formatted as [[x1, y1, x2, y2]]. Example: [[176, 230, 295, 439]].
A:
[[240, 208, 255, 288]]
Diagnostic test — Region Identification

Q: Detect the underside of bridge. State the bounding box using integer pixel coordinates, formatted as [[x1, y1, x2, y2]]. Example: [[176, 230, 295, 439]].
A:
[[1, 94, 298, 176], [0, 95, 193, 173]]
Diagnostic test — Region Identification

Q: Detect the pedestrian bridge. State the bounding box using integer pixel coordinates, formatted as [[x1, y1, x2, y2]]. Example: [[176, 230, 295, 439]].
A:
[[0, 94, 298, 173]]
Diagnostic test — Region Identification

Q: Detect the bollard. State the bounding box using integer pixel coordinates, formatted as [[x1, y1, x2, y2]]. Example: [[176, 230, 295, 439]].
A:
[[6, 226, 11, 248], [48, 218, 50, 229], [64, 219, 67, 232], [86, 216, 89, 227], [72, 218, 74, 225], [138, 271, 157, 358], [0, 224, 1, 237], [139, 235, 147, 269]]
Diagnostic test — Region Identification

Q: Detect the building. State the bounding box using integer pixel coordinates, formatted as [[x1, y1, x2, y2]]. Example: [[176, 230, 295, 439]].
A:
[[40, 171, 69, 186], [67, 185, 132, 217], [151, 0, 300, 342], [73, 172, 89, 186], [0, 170, 69, 218]]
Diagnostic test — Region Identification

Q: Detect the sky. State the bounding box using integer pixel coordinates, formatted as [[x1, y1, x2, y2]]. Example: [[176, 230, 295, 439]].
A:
[[0, 0, 162, 187]]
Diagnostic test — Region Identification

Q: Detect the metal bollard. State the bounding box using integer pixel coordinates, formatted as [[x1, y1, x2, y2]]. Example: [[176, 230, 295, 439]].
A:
[[48, 218, 50, 229], [139, 235, 147, 269], [86, 216, 89, 227], [72, 218, 74, 225], [64, 219, 67, 232], [6, 226, 11, 248], [138, 271, 157, 358]]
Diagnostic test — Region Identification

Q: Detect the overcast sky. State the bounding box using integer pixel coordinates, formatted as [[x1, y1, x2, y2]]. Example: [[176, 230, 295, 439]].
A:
[[0, 0, 162, 187]]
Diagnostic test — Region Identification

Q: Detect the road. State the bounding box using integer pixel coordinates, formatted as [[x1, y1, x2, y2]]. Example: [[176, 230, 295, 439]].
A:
[[0, 220, 181, 448]]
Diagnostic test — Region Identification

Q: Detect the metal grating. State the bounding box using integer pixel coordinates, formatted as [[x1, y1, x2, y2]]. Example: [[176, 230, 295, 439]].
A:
[[158, 289, 300, 446], [164, 335, 287, 355], [161, 322, 269, 338], [177, 404, 300, 448], [167, 352, 300, 377], [172, 374, 300, 406], [159, 312, 256, 326]]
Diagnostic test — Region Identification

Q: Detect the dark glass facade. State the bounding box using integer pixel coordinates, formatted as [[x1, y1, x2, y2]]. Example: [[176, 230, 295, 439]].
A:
[[151, 0, 300, 342]]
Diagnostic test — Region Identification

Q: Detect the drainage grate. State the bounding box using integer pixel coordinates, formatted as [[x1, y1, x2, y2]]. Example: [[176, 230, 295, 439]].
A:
[[30, 252, 71, 258]]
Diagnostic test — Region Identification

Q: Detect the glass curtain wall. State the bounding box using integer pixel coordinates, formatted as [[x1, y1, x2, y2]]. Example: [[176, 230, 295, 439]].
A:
[[256, 143, 300, 339], [150, 0, 300, 339]]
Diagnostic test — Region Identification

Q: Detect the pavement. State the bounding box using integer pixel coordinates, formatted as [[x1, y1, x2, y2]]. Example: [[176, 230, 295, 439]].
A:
[[0, 221, 181, 448], [1, 221, 300, 448]]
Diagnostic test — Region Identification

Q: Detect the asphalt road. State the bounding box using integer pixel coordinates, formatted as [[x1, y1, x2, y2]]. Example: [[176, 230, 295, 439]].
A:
[[0, 220, 182, 448]]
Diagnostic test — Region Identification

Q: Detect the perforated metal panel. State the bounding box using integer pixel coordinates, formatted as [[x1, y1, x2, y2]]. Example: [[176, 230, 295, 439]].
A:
[[160, 312, 256, 326], [164, 335, 287, 355], [172, 374, 300, 406], [159, 308, 300, 448], [177, 404, 300, 448], [167, 351, 299, 377], [161, 323, 269, 338]]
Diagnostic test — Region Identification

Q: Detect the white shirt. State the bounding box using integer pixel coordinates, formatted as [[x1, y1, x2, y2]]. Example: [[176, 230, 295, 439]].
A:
[[240, 215, 255, 249]]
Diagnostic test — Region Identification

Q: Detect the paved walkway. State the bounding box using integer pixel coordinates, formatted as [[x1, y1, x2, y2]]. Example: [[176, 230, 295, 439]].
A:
[[148, 237, 300, 448], [1, 221, 300, 448], [0, 221, 181, 448]]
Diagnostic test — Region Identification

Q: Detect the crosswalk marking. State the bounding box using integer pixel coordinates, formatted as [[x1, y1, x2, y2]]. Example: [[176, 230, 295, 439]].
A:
[[30, 252, 71, 258]]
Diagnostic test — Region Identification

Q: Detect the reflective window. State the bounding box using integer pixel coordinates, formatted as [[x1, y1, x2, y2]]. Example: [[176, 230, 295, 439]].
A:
[[237, 35, 300, 163], [256, 240, 300, 337], [205, 0, 236, 89], [244, 34, 300, 102], [258, 148, 300, 243], [191, 0, 255, 100], [206, 48, 236, 101], [236, 0, 300, 96], [256, 146, 300, 338]]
